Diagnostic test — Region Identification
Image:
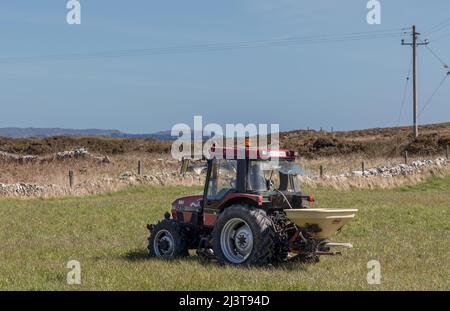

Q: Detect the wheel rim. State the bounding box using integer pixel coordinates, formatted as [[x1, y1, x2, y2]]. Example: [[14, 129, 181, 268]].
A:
[[153, 229, 175, 257], [220, 218, 254, 264]]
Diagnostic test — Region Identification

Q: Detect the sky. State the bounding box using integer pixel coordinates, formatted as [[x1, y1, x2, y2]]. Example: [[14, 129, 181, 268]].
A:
[[0, 0, 449, 133]]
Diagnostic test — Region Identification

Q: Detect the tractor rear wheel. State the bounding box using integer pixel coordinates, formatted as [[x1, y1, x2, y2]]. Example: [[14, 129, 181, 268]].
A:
[[212, 205, 275, 266], [148, 219, 188, 259]]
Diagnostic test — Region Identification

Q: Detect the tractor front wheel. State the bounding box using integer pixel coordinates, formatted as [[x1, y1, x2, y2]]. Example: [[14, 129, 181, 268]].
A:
[[148, 219, 188, 259], [212, 205, 275, 266]]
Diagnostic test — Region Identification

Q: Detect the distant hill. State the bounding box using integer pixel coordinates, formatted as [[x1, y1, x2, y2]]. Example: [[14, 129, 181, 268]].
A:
[[111, 130, 177, 141], [0, 127, 211, 141], [0, 127, 122, 138], [0, 127, 176, 140]]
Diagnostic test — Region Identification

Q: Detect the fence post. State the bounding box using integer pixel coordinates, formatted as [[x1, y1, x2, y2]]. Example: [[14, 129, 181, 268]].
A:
[[180, 157, 190, 176], [319, 165, 324, 179], [69, 170, 74, 188], [137, 160, 141, 175], [362, 161, 365, 173], [446, 145, 449, 160], [404, 150, 408, 165]]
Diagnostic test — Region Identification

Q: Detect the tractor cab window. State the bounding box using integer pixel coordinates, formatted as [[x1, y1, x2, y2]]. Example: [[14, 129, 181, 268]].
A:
[[248, 160, 302, 193], [207, 159, 237, 200], [248, 162, 268, 191]]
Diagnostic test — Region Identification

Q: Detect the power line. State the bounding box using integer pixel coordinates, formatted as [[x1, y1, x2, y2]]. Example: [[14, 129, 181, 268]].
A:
[[396, 57, 412, 126], [433, 31, 450, 42], [423, 17, 450, 35], [422, 41, 449, 70], [0, 29, 403, 64], [0, 32, 402, 63], [418, 71, 450, 118], [430, 21, 450, 35]]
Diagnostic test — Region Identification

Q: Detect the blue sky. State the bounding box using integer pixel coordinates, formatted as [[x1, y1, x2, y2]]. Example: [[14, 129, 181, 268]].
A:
[[0, 0, 449, 133]]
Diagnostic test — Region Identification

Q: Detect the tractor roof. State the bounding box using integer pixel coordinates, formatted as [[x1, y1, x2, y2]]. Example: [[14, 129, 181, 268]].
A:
[[210, 146, 297, 160]]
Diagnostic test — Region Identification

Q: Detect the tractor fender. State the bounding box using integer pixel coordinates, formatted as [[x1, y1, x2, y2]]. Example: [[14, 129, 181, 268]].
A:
[[219, 193, 261, 211], [203, 193, 262, 227]]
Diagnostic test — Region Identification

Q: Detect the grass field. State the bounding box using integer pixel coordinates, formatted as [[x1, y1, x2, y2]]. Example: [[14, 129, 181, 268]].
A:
[[0, 175, 449, 290]]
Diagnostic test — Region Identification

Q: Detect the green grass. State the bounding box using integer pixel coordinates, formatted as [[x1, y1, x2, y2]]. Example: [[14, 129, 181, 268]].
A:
[[0, 176, 449, 291]]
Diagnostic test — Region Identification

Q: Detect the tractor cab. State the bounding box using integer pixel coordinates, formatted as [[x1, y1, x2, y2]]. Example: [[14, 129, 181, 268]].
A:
[[199, 144, 314, 228], [169, 145, 311, 228]]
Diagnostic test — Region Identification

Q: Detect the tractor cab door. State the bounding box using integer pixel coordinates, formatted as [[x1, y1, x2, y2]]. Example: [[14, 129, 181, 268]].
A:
[[203, 159, 239, 227], [203, 158, 238, 211]]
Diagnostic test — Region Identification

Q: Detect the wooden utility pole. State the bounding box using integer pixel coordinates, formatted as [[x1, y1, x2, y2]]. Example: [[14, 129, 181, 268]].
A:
[[412, 25, 418, 138], [402, 25, 429, 138]]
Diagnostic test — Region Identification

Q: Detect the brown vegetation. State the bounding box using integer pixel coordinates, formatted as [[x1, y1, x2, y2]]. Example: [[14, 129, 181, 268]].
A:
[[0, 136, 171, 155], [280, 122, 450, 158], [0, 122, 449, 159]]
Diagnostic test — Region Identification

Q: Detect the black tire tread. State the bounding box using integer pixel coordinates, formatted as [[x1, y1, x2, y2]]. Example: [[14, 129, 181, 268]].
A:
[[212, 205, 276, 266], [148, 219, 188, 259]]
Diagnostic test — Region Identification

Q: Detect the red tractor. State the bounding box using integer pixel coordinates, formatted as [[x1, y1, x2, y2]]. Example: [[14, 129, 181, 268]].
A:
[[147, 144, 356, 266]]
